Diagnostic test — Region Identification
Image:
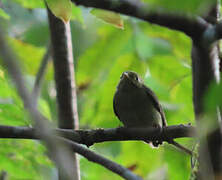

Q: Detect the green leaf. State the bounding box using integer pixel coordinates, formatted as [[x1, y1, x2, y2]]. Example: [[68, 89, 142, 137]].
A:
[[0, 68, 30, 125], [133, 26, 171, 60], [204, 81, 222, 112], [76, 25, 132, 85], [91, 9, 124, 29], [12, 0, 44, 8], [8, 38, 46, 76], [0, 8, 10, 20], [163, 146, 190, 179], [71, 3, 83, 24], [141, 23, 192, 64], [0, 140, 52, 179], [118, 141, 163, 178], [46, 0, 72, 22], [22, 23, 49, 47], [143, 0, 214, 14]]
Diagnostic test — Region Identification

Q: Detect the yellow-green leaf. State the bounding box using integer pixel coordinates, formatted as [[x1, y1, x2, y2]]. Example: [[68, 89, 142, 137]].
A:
[[46, 0, 72, 23], [12, 0, 44, 8], [71, 3, 83, 24], [0, 8, 10, 20], [91, 9, 124, 29]]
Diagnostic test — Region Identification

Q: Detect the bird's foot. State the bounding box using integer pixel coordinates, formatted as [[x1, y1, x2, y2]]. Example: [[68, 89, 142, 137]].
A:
[[152, 140, 162, 147], [152, 123, 161, 129], [151, 123, 162, 147]]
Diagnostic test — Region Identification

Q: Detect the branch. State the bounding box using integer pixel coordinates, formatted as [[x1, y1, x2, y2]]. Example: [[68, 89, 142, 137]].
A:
[[0, 125, 196, 145], [191, 2, 222, 179], [0, 125, 144, 179], [1, 125, 196, 179], [0, 124, 148, 179], [204, 21, 222, 43], [72, 0, 209, 39], [60, 137, 142, 180], [47, 7, 80, 179], [71, 0, 222, 46], [47, 7, 79, 129], [62, 125, 195, 146], [32, 43, 51, 103]]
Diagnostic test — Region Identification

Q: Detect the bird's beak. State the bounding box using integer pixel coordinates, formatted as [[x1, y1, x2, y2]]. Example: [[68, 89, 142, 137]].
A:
[[122, 72, 129, 79]]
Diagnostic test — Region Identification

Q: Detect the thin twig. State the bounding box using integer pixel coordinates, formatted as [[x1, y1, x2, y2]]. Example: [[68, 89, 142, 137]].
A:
[[32, 43, 51, 104], [168, 140, 193, 155]]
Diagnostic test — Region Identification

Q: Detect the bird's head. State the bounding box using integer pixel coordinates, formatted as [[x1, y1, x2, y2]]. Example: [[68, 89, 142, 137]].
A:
[[118, 71, 143, 89]]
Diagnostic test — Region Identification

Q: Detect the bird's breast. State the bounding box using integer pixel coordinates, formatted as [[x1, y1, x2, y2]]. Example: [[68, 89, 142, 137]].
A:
[[115, 88, 162, 128]]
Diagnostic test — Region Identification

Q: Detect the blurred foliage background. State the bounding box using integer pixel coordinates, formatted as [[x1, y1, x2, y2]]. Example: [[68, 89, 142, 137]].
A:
[[0, 0, 209, 179]]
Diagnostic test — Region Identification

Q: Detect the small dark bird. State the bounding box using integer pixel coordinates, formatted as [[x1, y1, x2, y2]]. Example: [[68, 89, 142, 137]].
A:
[[113, 71, 165, 146], [113, 71, 192, 154]]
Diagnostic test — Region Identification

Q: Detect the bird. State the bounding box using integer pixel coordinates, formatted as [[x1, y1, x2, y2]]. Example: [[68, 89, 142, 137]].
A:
[[113, 71, 192, 154], [113, 71, 165, 146]]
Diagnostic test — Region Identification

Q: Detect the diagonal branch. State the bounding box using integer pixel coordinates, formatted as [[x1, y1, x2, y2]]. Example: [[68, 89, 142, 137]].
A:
[[32, 43, 51, 104], [60, 137, 142, 180], [0, 25, 77, 180], [72, 0, 209, 39]]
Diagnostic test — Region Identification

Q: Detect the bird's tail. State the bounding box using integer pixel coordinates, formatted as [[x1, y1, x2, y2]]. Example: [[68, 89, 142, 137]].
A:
[[144, 139, 192, 155]]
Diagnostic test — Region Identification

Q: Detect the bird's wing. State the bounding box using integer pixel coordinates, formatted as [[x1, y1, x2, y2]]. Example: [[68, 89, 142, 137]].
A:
[[142, 85, 167, 127]]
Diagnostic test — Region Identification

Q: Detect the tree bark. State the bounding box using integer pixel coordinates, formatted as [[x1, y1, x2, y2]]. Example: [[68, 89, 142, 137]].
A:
[[191, 2, 222, 179], [47, 8, 80, 180]]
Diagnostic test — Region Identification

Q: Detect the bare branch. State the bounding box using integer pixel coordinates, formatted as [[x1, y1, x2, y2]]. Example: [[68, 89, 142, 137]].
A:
[[32, 43, 51, 103], [0, 124, 195, 179], [203, 21, 222, 43], [191, 1, 222, 179], [60, 137, 143, 180], [47, 8, 79, 129], [47, 7, 80, 179], [72, 0, 209, 39], [0, 125, 196, 145]]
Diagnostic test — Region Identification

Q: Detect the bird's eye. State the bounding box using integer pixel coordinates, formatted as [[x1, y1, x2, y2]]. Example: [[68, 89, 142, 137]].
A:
[[134, 76, 138, 81]]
